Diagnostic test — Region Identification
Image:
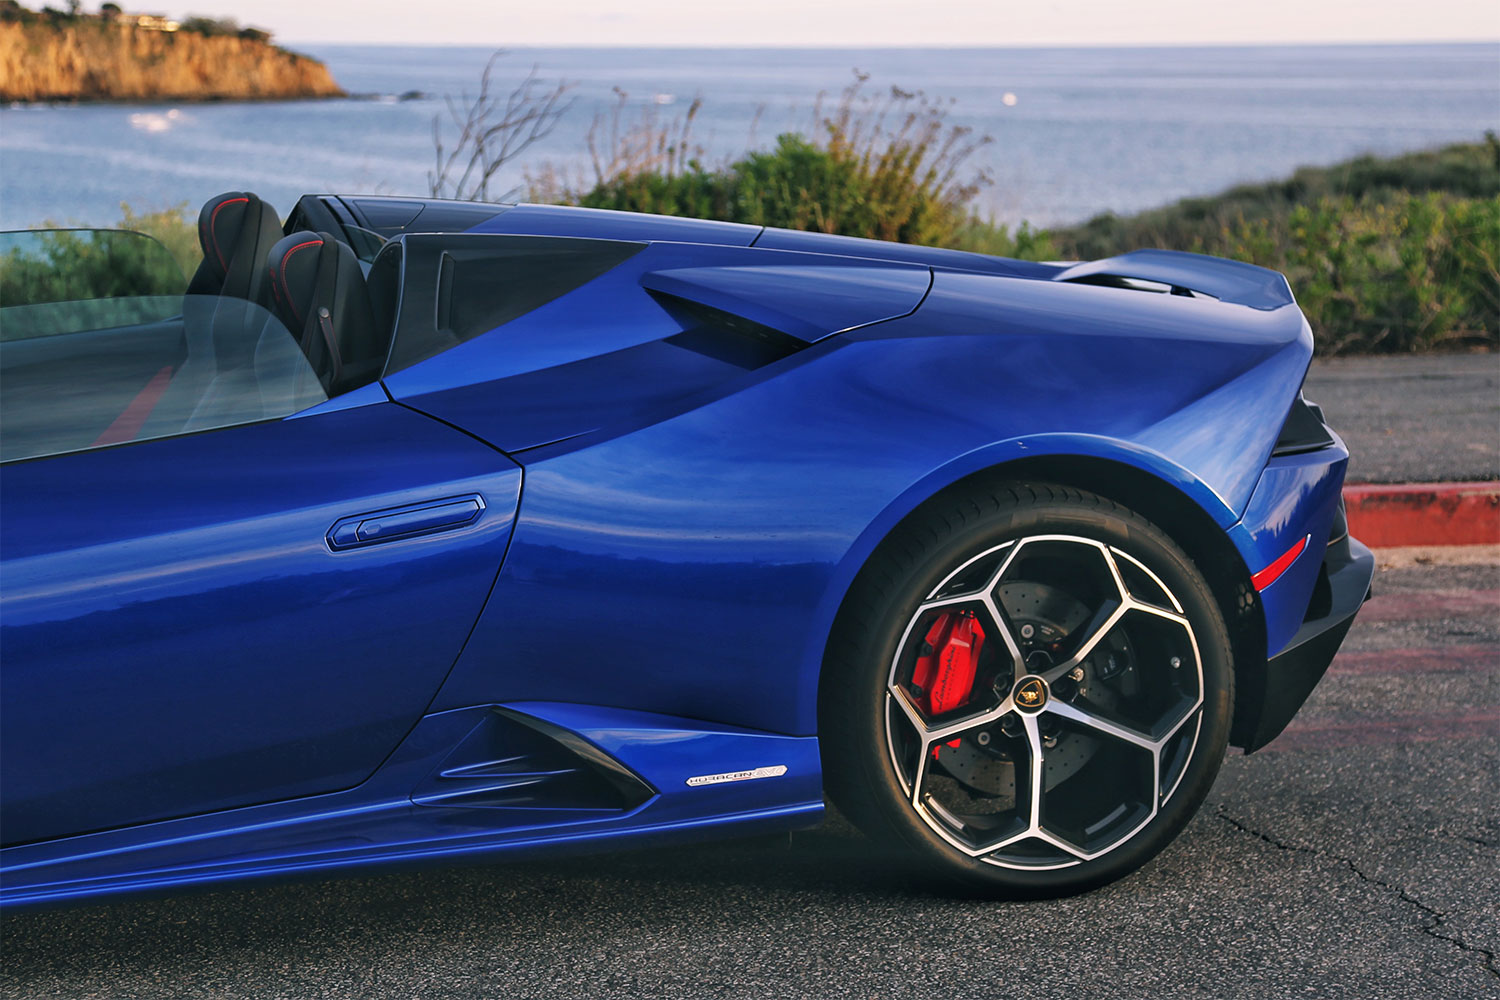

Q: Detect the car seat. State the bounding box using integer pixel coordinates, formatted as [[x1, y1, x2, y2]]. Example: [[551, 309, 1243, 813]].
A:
[[186, 191, 283, 302], [266, 231, 386, 395]]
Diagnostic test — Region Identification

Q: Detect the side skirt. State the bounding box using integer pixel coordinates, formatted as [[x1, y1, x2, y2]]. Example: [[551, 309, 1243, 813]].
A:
[[0, 704, 823, 908]]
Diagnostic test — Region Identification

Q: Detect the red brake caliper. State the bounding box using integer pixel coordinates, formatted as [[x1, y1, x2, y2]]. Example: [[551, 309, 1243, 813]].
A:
[[910, 610, 987, 721]]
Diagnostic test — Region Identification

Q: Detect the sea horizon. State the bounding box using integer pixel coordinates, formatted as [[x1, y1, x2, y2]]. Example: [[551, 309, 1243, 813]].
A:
[[4, 41, 1497, 231], [295, 40, 1500, 50]]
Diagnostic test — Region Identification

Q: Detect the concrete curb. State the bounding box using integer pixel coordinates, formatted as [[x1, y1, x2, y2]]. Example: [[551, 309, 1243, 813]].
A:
[[1344, 481, 1500, 548]]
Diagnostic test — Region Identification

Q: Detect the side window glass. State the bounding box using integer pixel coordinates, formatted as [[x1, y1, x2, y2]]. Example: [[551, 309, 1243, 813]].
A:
[[342, 225, 388, 266], [1, 292, 327, 464]]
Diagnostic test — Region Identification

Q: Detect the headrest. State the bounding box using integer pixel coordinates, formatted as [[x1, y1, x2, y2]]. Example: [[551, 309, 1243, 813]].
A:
[[267, 231, 336, 329], [190, 191, 281, 300], [267, 230, 381, 394]]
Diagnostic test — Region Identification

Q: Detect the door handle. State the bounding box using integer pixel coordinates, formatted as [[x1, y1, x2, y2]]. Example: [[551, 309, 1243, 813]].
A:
[[327, 494, 485, 550]]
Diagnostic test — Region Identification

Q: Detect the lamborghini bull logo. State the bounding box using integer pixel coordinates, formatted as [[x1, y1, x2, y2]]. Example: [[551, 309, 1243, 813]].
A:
[[1014, 677, 1048, 712]]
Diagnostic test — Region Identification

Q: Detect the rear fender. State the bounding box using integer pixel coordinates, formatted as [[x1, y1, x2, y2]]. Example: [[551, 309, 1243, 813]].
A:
[[799, 437, 1245, 714]]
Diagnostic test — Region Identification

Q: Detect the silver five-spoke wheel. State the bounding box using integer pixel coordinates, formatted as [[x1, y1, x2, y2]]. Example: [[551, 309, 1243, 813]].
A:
[[822, 483, 1234, 896], [885, 535, 1205, 870]]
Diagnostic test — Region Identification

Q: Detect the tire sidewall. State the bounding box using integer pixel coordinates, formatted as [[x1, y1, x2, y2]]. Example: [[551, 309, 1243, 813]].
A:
[[829, 488, 1234, 898]]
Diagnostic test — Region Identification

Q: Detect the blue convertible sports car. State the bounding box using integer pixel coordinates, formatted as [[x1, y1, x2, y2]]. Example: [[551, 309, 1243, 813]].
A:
[[0, 192, 1374, 904]]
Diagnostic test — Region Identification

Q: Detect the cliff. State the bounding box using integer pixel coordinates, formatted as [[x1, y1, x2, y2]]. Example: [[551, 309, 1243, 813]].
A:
[[0, 20, 343, 102]]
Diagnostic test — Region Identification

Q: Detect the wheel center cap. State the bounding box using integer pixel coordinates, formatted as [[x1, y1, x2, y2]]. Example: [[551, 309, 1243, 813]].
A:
[[1012, 675, 1049, 713]]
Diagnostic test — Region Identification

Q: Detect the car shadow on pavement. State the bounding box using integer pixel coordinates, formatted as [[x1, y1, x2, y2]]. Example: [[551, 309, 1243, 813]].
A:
[[0, 815, 951, 975]]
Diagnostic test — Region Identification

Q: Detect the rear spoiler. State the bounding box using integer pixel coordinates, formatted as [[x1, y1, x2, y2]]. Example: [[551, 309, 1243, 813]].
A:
[[1051, 248, 1294, 311]]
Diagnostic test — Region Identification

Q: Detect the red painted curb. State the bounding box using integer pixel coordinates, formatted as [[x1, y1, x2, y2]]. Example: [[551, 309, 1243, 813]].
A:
[[1343, 481, 1500, 548]]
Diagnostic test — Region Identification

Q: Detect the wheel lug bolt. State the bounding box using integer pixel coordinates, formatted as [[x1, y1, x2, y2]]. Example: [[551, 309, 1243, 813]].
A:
[[999, 713, 1022, 737], [1067, 666, 1084, 682], [976, 731, 992, 746], [1020, 624, 1035, 639]]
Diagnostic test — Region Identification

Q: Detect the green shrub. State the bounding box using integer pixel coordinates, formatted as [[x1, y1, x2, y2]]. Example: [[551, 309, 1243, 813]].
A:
[[179, 15, 239, 37], [542, 87, 1500, 353], [1051, 136, 1500, 261], [1040, 136, 1500, 354], [117, 201, 200, 275], [0, 228, 184, 309], [0, 202, 199, 311], [539, 74, 1010, 252], [1205, 192, 1499, 353]]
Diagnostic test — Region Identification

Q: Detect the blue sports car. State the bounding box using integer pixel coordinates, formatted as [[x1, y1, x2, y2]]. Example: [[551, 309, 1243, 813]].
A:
[[0, 192, 1373, 904]]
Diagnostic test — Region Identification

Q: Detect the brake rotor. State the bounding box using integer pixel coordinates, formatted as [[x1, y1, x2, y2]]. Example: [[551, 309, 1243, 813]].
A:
[[932, 580, 1130, 794]]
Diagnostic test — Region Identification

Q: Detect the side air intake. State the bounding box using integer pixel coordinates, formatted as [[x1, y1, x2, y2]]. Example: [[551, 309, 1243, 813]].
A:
[[411, 707, 655, 813]]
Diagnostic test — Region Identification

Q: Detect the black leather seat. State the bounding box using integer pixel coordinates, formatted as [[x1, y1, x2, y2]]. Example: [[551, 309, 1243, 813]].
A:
[[266, 231, 385, 395], [187, 191, 282, 302], [140, 191, 295, 436]]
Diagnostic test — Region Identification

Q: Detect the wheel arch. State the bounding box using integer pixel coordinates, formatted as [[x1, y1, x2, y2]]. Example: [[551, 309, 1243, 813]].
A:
[[811, 448, 1265, 747]]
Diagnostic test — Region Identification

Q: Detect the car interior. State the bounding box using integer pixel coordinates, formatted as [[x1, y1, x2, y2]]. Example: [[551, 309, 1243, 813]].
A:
[[0, 191, 404, 463]]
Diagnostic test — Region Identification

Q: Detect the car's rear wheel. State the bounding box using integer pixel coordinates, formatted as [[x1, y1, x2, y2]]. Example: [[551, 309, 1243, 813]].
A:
[[821, 482, 1234, 897]]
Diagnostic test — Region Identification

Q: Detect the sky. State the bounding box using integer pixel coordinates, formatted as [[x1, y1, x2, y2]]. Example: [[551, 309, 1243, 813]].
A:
[[159, 0, 1500, 47]]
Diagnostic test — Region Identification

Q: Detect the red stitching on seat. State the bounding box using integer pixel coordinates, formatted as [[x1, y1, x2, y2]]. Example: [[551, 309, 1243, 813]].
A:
[[207, 196, 248, 271], [277, 239, 323, 325]]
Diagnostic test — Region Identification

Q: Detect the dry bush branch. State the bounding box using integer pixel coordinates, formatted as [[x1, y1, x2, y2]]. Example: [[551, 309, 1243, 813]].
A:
[[528, 87, 709, 204], [429, 52, 575, 202]]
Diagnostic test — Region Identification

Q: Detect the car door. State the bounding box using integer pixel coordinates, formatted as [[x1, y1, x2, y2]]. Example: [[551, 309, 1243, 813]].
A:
[[1, 318, 520, 846]]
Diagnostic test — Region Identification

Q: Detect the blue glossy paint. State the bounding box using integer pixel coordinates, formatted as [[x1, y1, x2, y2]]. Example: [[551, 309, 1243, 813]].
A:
[[420, 269, 1311, 737], [639, 263, 931, 342], [473, 203, 763, 246], [1052, 249, 1296, 309], [384, 240, 934, 453], [0, 198, 1363, 906], [1229, 432, 1351, 655], [0, 704, 822, 907], [752, 226, 1061, 279], [506, 702, 823, 822], [0, 400, 521, 844]]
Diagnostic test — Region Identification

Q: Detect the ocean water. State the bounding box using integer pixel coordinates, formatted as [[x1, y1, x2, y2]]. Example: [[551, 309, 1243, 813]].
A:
[[2, 43, 1497, 230]]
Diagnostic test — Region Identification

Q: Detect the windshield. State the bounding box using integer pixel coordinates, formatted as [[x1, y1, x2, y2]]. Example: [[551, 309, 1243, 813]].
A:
[[1, 292, 327, 464], [0, 229, 186, 311]]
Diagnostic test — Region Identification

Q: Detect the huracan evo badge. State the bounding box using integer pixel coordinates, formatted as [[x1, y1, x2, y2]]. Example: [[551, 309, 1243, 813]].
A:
[[685, 765, 788, 787]]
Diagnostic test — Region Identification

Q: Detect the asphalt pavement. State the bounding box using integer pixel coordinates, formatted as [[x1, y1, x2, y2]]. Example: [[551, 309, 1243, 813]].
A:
[[3, 552, 1496, 999], [1305, 353, 1500, 484]]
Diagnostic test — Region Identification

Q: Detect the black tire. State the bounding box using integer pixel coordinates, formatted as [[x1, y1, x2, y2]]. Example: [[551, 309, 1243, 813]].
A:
[[821, 481, 1233, 898]]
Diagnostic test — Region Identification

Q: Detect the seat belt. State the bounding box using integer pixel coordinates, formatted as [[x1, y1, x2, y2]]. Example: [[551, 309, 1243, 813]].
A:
[[297, 233, 345, 392]]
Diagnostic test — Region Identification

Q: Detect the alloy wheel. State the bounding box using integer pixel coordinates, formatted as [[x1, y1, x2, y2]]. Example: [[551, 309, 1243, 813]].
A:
[[882, 534, 1205, 871]]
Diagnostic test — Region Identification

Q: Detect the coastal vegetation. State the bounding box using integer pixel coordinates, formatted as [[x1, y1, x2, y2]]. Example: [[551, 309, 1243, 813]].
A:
[[0, 203, 194, 315], [1043, 139, 1500, 353], [427, 53, 573, 202], [100, 133, 1500, 357], [14, 19, 1486, 355], [526, 75, 1055, 261], [0, 1, 341, 101], [522, 83, 1498, 355]]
